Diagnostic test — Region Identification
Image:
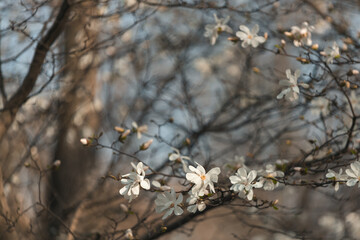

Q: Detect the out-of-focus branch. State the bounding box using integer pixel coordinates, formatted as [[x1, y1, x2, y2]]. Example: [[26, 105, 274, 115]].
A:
[[0, 170, 18, 239], [0, 0, 70, 142], [303, 0, 360, 48]]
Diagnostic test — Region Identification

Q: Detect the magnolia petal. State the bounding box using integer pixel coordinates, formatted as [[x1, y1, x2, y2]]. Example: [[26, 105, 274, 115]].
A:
[[176, 193, 183, 205], [162, 208, 174, 219], [247, 189, 254, 200], [119, 186, 128, 195], [238, 167, 248, 178], [346, 169, 357, 179], [346, 178, 358, 187], [140, 179, 150, 190], [187, 204, 197, 213], [239, 25, 250, 34], [248, 170, 257, 182], [251, 24, 259, 34], [241, 40, 249, 48], [251, 39, 260, 48], [277, 88, 290, 99], [198, 202, 206, 212], [131, 184, 140, 195], [174, 206, 184, 216], [236, 31, 247, 40]]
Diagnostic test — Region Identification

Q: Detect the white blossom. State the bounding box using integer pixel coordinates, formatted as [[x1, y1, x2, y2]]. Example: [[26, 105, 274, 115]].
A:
[[286, 22, 314, 47], [236, 24, 266, 48], [119, 162, 150, 202], [169, 147, 191, 162], [155, 188, 183, 219], [204, 14, 233, 45], [125, 229, 134, 239], [277, 69, 309, 102], [346, 161, 360, 187], [223, 155, 249, 175], [186, 162, 221, 196], [169, 148, 191, 173], [259, 164, 284, 191], [321, 42, 340, 64], [326, 168, 347, 191], [132, 121, 148, 139], [230, 167, 263, 200], [186, 192, 206, 213]]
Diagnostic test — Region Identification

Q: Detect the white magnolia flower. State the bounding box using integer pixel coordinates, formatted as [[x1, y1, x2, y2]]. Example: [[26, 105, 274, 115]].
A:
[[310, 97, 330, 116], [286, 22, 314, 47], [155, 188, 183, 219], [321, 42, 340, 64], [346, 161, 360, 187], [259, 164, 284, 191], [169, 147, 191, 173], [326, 168, 347, 191], [277, 69, 309, 102], [230, 167, 263, 200], [236, 24, 266, 48], [223, 155, 249, 175], [169, 147, 191, 162], [119, 162, 150, 202], [125, 229, 134, 240], [204, 14, 233, 45], [132, 121, 148, 139], [186, 162, 221, 196], [186, 193, 206, 213]]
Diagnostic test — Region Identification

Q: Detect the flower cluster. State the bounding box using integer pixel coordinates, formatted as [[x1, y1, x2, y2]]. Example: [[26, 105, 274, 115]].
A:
[[116, 153, 360, 220], [204, 15, 266, 48], [259, 164, 284, 191], [112, 15, 359, 223], [325, 161, 360, 191], [285, 22, 314, 47], [119, 162, 150, 202]]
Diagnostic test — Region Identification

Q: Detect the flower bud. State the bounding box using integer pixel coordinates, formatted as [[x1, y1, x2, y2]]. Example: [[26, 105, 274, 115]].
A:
[[347, 69, 359, 76], [227, 36, 240, 43], [311, 43, 319, 50], [284, 31, 292, 37], [114, 126, 125, 133], [140, 139, 153, 151], [252, 67, 261, 73], [53, 160, 61, 168], [280, 39, 286, 47], [125, 229, 134, 239], [80, 138, 91, 146], [119, 129, 131, 142]]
